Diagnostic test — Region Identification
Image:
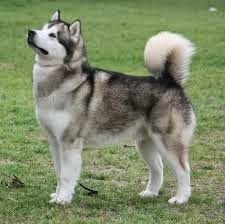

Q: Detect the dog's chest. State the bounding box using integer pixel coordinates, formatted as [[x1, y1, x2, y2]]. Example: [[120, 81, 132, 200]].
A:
[[36, 103, 71, 139], [33, 65, 72, 138]]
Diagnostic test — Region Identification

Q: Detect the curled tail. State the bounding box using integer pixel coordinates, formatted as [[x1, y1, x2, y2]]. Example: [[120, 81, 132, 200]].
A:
[[144, 32, 195, 86]]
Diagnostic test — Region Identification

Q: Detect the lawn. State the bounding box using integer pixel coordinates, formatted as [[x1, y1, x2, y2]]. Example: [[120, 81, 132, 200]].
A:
[[0, 0, 225, 223]]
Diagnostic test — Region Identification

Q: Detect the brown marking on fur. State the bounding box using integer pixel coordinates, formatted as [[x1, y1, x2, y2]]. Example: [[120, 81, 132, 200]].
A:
[[175, 142, 186, 170], [62, 126, 75, 143], [62, 121, 85, 145], [162, 135, 186, 170], [166, 113, 174, 134], [156, 108, 187, 170]]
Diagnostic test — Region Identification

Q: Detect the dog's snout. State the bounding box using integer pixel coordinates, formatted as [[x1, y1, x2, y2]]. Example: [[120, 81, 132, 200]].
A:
[[27, 29, 36, 45], [28, 29, 36, 37]]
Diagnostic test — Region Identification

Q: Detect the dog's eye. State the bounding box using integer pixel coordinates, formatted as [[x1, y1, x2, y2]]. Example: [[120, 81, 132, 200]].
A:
[[49, 33, 56, 38]]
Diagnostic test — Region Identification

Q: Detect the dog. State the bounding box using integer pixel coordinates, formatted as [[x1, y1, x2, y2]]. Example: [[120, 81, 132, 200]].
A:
[[27, 10, 196, 205]]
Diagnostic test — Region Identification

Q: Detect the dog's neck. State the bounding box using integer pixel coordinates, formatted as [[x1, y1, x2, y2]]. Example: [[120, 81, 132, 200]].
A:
[[35, 55, 87, 72], [32, 55, 92, 99]]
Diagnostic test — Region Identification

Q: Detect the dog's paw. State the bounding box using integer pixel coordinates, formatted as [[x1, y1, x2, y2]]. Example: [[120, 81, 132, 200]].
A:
[[50, 193, 57, 199], [49, 196, 72, 205], [49, 197, 57, 204], [139, 190, 158, 198], [55, 196, 72, 205], [168, 195, 188, 204], [49, 192, 73, 205]]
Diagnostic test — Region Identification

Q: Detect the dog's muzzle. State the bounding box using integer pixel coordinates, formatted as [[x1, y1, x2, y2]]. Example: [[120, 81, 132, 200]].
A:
[[27, 29, 48, 55]]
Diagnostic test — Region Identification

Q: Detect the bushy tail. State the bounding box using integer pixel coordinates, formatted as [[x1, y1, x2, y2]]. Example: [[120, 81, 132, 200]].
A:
[[144, 32, 195, 86]]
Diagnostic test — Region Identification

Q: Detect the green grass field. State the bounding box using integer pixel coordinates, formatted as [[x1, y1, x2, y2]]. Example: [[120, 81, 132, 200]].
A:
[[0, 0, 225, 223]]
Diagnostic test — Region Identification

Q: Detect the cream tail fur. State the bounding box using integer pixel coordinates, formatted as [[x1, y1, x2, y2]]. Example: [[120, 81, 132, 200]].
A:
[[144, 32, 195, 85]]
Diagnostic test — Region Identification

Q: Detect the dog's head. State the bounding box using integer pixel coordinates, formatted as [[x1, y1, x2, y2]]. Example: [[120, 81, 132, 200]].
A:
[[27, 10, 83, 64]]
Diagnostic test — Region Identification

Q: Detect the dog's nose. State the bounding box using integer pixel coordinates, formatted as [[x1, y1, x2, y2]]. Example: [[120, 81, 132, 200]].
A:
[[28, 29, 36, 36]]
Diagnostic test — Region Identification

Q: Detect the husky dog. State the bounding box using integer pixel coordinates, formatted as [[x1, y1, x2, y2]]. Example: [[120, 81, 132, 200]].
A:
[[27, 10, 196, 205]]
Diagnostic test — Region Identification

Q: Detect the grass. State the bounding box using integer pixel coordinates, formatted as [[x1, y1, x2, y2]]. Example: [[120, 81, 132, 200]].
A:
[[0, 0, 225, 223]]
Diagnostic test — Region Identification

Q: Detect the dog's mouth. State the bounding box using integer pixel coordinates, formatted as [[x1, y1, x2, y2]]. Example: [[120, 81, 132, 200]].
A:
[[27, 36, 48, 55]]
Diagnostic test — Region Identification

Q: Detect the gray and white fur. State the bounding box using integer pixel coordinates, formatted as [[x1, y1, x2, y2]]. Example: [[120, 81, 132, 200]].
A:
[[27, 10, 196, 205]]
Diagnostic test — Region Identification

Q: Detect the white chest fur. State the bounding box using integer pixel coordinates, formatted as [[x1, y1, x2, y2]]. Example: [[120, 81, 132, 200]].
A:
[[33, 63, 72, 139], [37, 107, 71, 140]]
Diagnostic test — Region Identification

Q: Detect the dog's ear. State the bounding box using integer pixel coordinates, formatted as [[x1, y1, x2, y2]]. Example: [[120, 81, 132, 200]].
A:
[[69, 20, 81, 40], [51, 10, 60, 21]]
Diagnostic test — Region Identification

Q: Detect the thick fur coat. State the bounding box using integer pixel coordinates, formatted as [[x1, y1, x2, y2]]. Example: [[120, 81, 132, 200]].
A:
[[27, 11, 196, 205]]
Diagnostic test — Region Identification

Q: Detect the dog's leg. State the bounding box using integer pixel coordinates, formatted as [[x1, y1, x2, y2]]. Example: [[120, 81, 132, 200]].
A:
[[136, 138, 163, 197], [152, 134, 191, 204], [47, 134, 61, 200], [51, 138, 83, 205], [42, 129, 61, 201]]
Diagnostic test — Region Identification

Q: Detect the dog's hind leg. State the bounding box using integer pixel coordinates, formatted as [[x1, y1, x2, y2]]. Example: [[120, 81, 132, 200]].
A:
[[152, 133, 191, 204], [50, 138, 83, 205], [136, 137, 164, 197]]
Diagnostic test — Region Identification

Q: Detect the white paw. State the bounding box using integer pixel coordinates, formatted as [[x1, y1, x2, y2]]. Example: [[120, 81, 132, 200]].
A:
[[50, 193, 57, 199], [49, 197, 57, 204], [49, 192, 73, 205], [168, 195, 189, 204], [139, 190, 158, 198]]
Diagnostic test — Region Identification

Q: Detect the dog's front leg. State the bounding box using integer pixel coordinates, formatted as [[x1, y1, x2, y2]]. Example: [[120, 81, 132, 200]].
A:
[[41, 127, 61, 202], [51, 138, 83, 205], [46, 133, 61, 202]]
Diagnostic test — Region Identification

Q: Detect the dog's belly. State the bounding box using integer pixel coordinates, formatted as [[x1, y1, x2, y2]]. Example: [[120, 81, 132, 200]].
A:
[[84, 118, 145, 146], [36, 107, 71, 139]]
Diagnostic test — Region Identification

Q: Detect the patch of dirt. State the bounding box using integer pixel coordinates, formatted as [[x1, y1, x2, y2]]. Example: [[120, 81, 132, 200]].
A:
[[26, 132, 46, 142], [0, 159, 15, 165]]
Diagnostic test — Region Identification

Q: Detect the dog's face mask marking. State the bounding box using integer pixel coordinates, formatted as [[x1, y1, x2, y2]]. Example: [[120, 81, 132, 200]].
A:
[[27, 10, 81, 63]]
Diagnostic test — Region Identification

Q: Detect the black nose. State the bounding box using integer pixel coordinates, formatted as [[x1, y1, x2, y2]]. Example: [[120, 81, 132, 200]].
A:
[[28, 29, 36, 37]]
